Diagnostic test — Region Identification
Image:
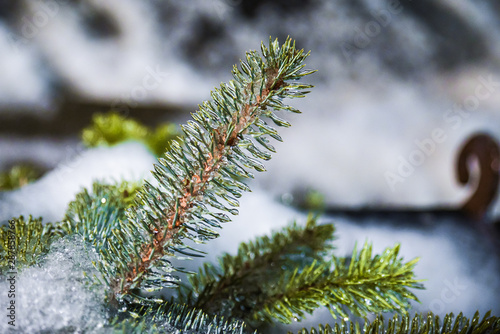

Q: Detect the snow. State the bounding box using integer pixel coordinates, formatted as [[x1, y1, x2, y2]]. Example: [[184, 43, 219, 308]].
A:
[[1, 0, 500, 331], [257, 78, 500, 211], [198, 189, 500, 332], [0, 142, 156, 224], [0, 237, 107, 333], [1, 144, 498, 332]]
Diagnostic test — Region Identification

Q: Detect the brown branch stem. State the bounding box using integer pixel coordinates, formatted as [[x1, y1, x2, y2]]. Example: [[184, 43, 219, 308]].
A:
[[111, 67, 283, 298]]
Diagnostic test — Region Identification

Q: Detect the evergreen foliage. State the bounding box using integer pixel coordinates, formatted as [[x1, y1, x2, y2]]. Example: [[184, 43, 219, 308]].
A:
[[112, 301, 253, 334], [0, 164, 42, 191], [178, 217, 422, 326], [0, 216, 63, 272], [321, 243, 422, 318], [2, 37, 497, 333], [179, 215, 335, 325], [147, 123, 182, 158], [62, 181, 140, 238], [292, 311, 500, 334], [60, 181, 145, 290], [0, 181, 139, 274], [2, 38, 320, 331], [91, 37, 316, 303], [82, 112, 180, 156]]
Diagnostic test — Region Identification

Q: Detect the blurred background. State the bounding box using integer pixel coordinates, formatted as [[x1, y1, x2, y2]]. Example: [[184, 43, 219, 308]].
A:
[[2, 0, 500, 208], [1, 0, 500, 329]]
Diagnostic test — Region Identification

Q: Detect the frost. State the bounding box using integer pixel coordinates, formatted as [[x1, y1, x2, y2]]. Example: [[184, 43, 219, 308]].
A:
[[0, 237, 108, 333]]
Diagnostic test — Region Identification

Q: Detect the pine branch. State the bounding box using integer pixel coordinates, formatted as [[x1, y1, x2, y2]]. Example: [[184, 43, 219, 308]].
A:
[[101, 37, 315, 301], [174, 220, 422, 328], [0, 182, 138, 274], [60, 181, 142, 289], [111, 318, 159, 334], [328, 243, 423, 317], [62, 181, 140, 241], [180, 215, 335, 324], [291, 311, 500, 334], [0, 216, 63, 272], [0, 164, 42, 190], [82, 111, 149, 148], [256, 243, 423, 323], [111, 301, 254, 334], [82, 112, 180, 156]]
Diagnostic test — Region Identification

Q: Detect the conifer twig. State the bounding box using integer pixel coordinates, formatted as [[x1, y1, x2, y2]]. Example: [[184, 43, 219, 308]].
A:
[[177, 220, 422, 327], [88, 37, 315, 301], [292, 311, 500, 334], [114, 301, 252, 334], [256, 243, 423, 323], [180, 216, 335, 322], [0, 216, 62, 271]]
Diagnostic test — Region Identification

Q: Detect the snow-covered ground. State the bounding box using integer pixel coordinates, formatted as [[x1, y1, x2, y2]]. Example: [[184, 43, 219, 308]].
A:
[[0, 142, 156, 223], [0, 142, 499, 333]]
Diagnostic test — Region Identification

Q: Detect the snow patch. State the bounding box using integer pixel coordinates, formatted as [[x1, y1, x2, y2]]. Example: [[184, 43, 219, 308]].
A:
[[0, 237, 107, 333], [0, 141, 156, 224]]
